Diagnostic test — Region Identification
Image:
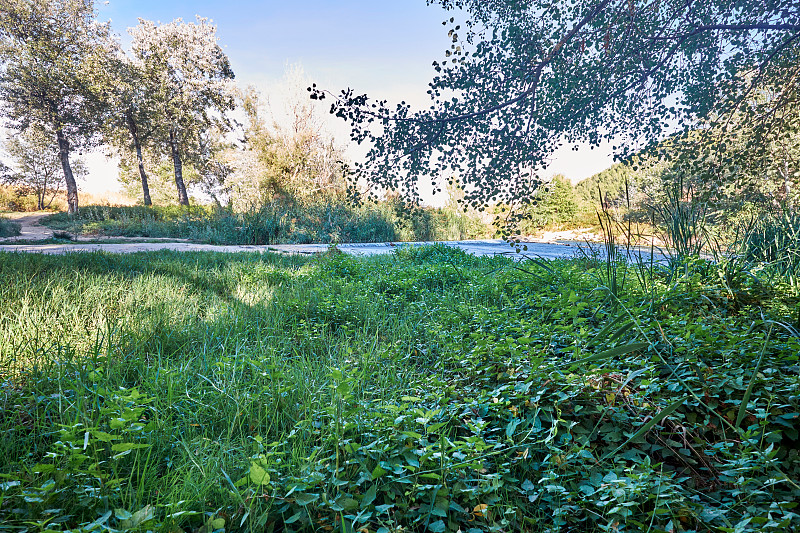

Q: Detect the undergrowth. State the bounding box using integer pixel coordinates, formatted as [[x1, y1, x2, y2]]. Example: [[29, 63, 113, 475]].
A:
[[0, 246, 799, 532]]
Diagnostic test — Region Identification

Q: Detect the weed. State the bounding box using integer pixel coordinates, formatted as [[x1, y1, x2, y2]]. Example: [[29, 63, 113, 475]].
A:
[[40, 200, 488, 245]]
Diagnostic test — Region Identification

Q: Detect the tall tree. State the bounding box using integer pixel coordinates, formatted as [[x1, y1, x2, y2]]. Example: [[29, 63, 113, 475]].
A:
[[313, 0, 800, 211], [100, 50, 158, 206], [0, 0, 111, 214], [129, 17, 236, 206]]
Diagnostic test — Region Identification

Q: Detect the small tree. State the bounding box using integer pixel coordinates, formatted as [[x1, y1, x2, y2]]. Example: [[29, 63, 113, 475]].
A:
[[527, 174, 579, 226], [226, 72, 346, 210], [0, 0, 111, 214], [2, 128, 86, 210]]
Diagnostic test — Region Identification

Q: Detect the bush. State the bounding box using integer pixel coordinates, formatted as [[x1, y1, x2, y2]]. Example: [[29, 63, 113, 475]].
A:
[[516, 175, 583, 234], [740, 209, 800, 285], [0, 216, 21, 237]]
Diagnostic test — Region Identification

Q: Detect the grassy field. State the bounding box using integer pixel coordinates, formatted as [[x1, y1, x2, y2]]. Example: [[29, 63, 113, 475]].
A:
[[1, 247, 799, 532]]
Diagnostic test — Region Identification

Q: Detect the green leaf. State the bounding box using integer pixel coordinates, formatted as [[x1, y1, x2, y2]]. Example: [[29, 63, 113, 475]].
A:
[[87, 510, 112, 529], [285, 511, 303, 524], [371, 465, 388, 479], [91, 430, 119, 442], [249, 462, 271, 485], [343, 442, 360, 454], [338, 497, 359, 511], [361, 484, 378, 508], [401, 396, 423, 402], [293, 492, 319, 506], [120, 505, 155, 528], [736, 325, 771, 428], [428, 520, 446, 532], [111, 442, 149, 452]]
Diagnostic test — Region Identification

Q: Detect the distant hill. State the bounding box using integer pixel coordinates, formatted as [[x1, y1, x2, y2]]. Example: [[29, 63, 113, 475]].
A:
[[574, 162, 637, 207]]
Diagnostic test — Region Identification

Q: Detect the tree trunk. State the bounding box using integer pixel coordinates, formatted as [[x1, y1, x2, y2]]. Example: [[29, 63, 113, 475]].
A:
[[55, 129, 79, 214], [127, 113, 152, 206], [169, 128, 189, 206]]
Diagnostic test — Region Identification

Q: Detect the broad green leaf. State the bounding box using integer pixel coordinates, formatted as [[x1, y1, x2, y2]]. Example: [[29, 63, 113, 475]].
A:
[[428, 520, 446, 532], [285, 511, 303, 524], [249, 462, 271, 485], [120, 505, 155, 528], [361, 483, 378, 508], [91, 430, 119, 442], [371, 465, 388, 479]]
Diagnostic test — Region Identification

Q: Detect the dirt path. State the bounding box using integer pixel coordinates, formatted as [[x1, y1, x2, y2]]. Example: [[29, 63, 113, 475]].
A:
[[0, 238, 670, 263], [1, 211, 54, 241], [0, 213, 666, 261]]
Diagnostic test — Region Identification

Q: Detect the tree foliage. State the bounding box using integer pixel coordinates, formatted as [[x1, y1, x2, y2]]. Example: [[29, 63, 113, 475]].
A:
[[575, 162, 636, 206], [99, 46, 160, 206], [525, 173, 580, 226], [226, 74, 346, 211], [314, 0, 800, 211], [645, 69, 800, 210]]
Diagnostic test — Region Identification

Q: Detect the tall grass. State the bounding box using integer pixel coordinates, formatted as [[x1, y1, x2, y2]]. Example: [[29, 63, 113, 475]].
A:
[[741, 210, 800, 268], [42, 200, 487, 244]]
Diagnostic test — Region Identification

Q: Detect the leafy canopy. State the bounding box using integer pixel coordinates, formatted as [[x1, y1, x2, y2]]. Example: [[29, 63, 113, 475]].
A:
[[314, 0, 800, 209]]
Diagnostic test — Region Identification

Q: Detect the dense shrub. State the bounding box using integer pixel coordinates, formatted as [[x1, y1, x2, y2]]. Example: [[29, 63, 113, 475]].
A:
[[0, 216, 21, 237], [740, 209, 800, 286]]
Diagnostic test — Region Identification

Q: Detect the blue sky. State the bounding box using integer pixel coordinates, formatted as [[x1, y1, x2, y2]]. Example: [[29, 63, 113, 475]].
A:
[[97, 0, 455, 99], [83, 0, 616, 200]]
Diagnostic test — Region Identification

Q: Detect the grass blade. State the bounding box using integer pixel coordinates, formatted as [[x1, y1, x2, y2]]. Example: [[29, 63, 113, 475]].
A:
[[602, 397, 687, 461], [557, 342, 649, 370], [736, 324, 772, 428]]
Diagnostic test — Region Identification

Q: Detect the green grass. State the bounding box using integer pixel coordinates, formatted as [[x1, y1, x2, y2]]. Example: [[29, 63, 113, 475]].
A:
[[1, 247, 799, 532]]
